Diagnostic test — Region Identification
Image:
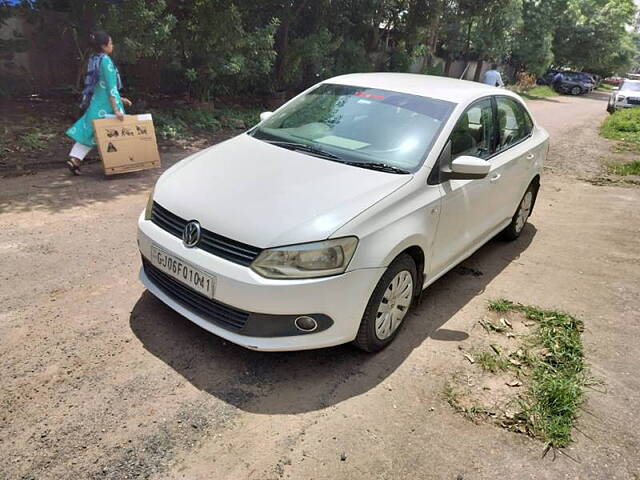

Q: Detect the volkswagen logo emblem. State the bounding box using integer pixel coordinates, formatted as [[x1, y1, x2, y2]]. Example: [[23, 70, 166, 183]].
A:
[[182, 221, 201, 248]]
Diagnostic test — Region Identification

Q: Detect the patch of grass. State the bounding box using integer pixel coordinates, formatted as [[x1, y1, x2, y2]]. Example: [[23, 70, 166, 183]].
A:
[[485, 300, 588, 448], [488, 298, 516, 312], [601, 108, 640, 145], [608, 160, 640, 176], [520, 86, 559, 100], [474, 351, 511, 373], [599, 83, 616, 91]]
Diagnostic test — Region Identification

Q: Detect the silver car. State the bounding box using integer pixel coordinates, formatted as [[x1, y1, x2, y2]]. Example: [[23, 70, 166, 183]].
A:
[[608, 79, 640, 113]]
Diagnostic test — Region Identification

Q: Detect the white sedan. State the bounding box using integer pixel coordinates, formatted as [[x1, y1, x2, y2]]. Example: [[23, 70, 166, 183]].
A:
[[137, 73, 549, 352], [607, 79, 640, 112]]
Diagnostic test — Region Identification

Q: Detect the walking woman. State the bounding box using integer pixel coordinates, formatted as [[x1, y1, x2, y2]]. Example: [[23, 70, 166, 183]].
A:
[[65, 31, 132, 175]]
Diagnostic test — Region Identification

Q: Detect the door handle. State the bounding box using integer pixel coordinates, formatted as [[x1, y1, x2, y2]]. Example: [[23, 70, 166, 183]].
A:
[[490, 173, 501, 182]]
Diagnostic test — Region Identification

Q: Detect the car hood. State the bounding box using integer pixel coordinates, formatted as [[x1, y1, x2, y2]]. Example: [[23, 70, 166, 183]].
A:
[[154, 134, 412, 248]]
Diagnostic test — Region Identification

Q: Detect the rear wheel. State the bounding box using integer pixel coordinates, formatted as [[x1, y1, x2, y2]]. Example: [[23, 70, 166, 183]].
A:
[[502, 183, 536, 241], [353, 254, 417, 352]]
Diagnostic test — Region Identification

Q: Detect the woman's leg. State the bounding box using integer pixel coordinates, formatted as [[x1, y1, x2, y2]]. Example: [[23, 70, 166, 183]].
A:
[[69, 142, 93, 161], [67, 142, 93, 175]]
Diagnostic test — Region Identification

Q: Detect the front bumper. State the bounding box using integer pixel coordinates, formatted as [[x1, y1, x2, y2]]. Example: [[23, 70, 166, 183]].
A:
[[612, 103, 639, 109], [137, 213, 385, 351]]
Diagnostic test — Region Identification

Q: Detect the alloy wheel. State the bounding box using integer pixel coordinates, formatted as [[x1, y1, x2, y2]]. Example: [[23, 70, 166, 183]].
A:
[[375, 270, 413, 340], [515, 190, 533, 233]]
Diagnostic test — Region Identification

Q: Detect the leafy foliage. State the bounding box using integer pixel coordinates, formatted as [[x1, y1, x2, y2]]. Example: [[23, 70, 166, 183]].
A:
[[2, 0, 638, 98]]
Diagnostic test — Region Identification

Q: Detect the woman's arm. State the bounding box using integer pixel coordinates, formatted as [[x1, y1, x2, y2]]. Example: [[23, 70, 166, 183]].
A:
[[110, 96, 124, 120], [101, 56, 124, 120]]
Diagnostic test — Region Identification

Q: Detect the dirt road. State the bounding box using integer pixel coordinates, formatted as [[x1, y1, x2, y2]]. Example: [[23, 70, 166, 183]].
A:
[[2, 92, 639, 479]]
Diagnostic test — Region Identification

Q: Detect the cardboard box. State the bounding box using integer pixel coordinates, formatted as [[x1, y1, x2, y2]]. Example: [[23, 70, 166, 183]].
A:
[[93, 114, 161, 175]]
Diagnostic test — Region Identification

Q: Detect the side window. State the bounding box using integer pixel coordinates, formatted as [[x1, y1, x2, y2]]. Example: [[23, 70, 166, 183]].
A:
[[496, 97, 532, 151], [450, 98, 495, 160]]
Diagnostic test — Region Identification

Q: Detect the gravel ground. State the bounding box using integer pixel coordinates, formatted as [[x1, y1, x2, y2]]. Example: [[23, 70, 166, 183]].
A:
[[1, 91, 639, 480]]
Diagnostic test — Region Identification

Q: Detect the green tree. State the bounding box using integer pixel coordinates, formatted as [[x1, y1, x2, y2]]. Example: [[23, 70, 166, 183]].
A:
[[553, 0, 636, 75], [511, 0, 561, 75]]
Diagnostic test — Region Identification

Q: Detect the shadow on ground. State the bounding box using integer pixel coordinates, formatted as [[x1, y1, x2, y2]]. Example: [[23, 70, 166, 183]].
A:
[[130, 224, 536, 414], [0, 152, 185, 214], [582, 90, 612, 102]]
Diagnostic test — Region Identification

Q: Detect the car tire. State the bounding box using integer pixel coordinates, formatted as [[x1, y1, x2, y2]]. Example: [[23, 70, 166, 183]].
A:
[[570, 86, 581, 96], [353, 254, 418, 352], [502, 183, 537, 241]]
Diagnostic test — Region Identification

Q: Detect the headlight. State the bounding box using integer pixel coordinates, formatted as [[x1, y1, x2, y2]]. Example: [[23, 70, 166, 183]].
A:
[[617, 95, 626, 102], [144, 186, 155, 220], [251, 237, 358, 279]]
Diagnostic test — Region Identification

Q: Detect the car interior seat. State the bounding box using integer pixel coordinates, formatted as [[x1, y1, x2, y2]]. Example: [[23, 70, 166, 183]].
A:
[[450, 113, 476, 157]]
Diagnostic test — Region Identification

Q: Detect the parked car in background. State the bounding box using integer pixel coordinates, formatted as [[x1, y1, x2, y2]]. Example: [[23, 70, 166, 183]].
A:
[[583, 72, 600, 88], [539, 70, 595, 93], [607, 79, 640, 113], [137, 73, 549, 352], [538, 69, 559, 86], [604, 76, 624, 87], [553, 72, 594, 95]]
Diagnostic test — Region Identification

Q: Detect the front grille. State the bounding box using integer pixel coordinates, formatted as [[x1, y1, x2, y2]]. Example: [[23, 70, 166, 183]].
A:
[[143, 259, 249, 331], [150, 202, 262, 266], [628, 98, 640, 105]]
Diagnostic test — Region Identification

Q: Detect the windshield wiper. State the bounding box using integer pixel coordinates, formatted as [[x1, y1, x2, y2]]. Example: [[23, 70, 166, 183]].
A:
[[341, 161, 411, 174], [262, 139, 410, 174], [263, 140, 341, 160]]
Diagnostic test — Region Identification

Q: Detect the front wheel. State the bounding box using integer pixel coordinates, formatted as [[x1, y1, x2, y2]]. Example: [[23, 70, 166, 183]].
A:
[[353, 254, 417, 352], [570, 86, 581, 96], [502, 184, 536, 241]]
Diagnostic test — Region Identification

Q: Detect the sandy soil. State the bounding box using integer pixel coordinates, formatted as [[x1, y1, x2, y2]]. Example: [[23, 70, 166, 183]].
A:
[[1, 91, 639, 480]]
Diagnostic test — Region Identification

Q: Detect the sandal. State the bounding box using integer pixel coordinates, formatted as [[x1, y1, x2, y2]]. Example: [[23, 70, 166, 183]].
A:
[[66, 158, 82, 176]]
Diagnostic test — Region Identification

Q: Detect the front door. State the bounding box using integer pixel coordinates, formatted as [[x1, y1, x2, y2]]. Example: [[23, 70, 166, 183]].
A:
[[429, 97, 498, 278]]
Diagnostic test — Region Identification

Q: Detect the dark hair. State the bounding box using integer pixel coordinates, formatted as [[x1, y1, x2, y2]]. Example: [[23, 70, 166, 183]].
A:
[[89, 31, 110, 53], [491, 63, 498, 70]]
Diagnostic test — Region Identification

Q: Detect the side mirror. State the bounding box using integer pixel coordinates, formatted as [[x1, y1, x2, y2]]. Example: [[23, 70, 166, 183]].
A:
[[448, 155, 490, 180], [260, 111, 274, 122], [612, 87, 619, 91]]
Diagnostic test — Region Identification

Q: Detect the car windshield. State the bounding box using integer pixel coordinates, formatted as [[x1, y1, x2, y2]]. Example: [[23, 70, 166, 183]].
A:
[[621, 81, 640, 92], [250, 83, 455, 172]]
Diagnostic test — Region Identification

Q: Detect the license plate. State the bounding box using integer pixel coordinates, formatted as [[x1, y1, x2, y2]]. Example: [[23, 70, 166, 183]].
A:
[[150, 246, 215, 299]]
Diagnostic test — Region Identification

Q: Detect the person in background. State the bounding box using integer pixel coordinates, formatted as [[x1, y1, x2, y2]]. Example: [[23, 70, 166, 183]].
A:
[[65, 31, 132, 175], [482, 63, 504, 87], [551, 71, 564, 91]]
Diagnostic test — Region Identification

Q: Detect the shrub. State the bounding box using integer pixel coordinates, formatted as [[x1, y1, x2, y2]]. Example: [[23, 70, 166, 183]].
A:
[[601, 108, 640, 143]]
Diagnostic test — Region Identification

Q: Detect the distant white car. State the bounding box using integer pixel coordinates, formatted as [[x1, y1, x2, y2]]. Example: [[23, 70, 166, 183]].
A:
[[138, 73, 549, 352], [608, 79, 640, 113]]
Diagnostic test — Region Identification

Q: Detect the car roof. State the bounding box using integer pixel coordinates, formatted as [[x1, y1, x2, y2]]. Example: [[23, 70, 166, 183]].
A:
[[622, 79, 640, 85], [322, 73, 519, 105]]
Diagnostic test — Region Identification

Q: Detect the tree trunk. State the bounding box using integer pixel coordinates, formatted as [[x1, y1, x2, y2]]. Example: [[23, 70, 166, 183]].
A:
[[274, 0, 311, 89], [426, 0, 443, 70], [473, 58, 484, 82], [444, 55, 453, 77]]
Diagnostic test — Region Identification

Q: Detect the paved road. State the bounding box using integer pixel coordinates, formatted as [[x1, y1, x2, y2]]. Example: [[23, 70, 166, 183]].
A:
[[1, 92, 639, 479]]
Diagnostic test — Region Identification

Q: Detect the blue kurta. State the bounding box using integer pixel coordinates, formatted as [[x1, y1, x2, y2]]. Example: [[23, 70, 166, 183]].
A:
[[66, 55, 124, 147]]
